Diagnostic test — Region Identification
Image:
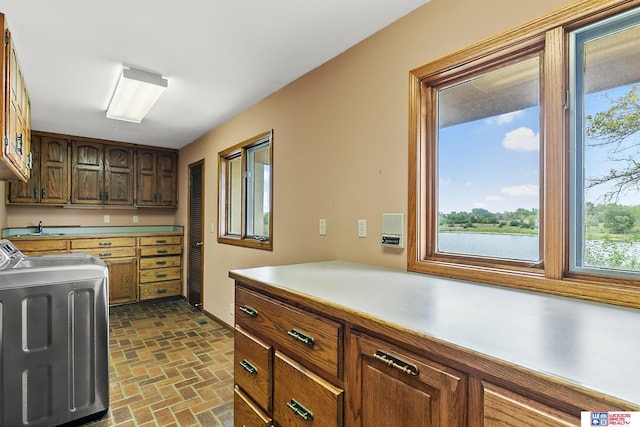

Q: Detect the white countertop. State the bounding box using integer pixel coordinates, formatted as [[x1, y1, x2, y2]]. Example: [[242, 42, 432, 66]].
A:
[[230, 260, 640, 406]]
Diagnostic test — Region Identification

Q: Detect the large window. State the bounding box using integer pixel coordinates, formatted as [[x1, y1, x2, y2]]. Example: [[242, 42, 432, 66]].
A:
[[218, 130, 273, 250], [409, 1, 640, 307], [570, 8, 640, 278]]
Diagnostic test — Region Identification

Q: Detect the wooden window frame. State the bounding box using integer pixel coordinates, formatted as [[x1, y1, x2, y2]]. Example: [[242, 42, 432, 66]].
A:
[[408, 0, 640, 308], [218, 130, 273, 251]]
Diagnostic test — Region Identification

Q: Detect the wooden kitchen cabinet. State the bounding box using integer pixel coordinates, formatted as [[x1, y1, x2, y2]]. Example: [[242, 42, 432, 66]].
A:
[[231, 262, 640, 427], [349, 331, 466, 427], [6, 133, 70, 204], [71, 237, 137, 305], [235, 284, 344, 427], [138, 235, 182, 300], [11, 238, 69, 256], [0, 13, 31, 182], [234, 386, 272, 427], [71, 140, 134, 205], [136, 147, 177, 207], [480, 382, 579, 426]]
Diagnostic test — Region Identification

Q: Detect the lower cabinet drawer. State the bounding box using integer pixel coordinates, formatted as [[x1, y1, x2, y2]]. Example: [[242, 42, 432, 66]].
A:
[[236, 286, 342, 378], [139, 255, 181, 269], [234, 386, 272, 427], [235, 326, 272, 413], [139, 281, 181, 300], [72, 247, 136, 259], [273, 351, 343, 427], [139, 266, 181, 283]]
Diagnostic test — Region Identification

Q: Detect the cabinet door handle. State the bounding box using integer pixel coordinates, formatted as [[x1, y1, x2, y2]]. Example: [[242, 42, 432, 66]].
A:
[[156, 288, 168, 294], [156, 273, 167, 278], [239, 359, 258, 375], [156, 239, 167, 244], [372, 350, 419, 376], [99, 242, 112, 246], [286, 398, 314, 421], [33, 188, 39, 200], [287, 328, 315, 347], [157, 249, 168, 254], [99, 252, 112, 257], [238, 305, 258, 317], [41, 188, 46, 200], [155, 261, 167, 265]]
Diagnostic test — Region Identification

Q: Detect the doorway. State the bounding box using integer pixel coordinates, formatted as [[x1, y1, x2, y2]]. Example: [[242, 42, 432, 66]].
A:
[[188, 160, 204, 309]]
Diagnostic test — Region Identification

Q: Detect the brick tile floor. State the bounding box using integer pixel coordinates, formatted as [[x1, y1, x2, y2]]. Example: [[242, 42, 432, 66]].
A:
[[84, 299, 234, 427]]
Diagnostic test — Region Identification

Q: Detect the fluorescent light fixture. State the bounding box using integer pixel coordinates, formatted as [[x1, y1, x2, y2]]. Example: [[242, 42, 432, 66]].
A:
[[106, 68, 168, 123]]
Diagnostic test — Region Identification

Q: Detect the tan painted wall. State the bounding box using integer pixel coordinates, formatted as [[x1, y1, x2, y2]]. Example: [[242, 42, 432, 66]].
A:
[[5, 205, 175, 228], [176, 0, 576, 325]]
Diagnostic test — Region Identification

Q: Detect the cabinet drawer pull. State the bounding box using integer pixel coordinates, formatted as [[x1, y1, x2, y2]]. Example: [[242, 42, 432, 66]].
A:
[[99, 252, 112, 257], [157, 249, 168, 254], [98, 242, 112, 246], [155, 261, 167, 265], [287, 328, 315, 347], [156, 288, 168, 294], [156, 239, 167, 244], [373, 350, 419, 376], [239, 359, 258, 375], [286, 398, 314, 421], [239, 305, 258, 317], [156, 273, 167, 278]]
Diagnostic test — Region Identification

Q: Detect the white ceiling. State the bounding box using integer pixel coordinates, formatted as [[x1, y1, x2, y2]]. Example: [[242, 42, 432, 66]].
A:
[[2, 1, 429, 149]]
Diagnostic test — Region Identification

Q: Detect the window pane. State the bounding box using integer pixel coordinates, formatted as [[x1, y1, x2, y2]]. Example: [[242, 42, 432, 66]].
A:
[[436, 57, 541, 261], [228, 157, 242, 235], [571, 8, 640, 276], [246, 142, 270, 238]]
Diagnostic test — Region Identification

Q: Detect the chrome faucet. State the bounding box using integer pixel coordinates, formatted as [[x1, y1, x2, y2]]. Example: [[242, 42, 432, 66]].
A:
[[37, 221, 43, 234]]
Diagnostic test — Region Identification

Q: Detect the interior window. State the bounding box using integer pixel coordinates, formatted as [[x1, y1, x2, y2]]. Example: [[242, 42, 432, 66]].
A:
[[409, 1, 640, 306], [437, 57, 541, 262], [570, 8, 640, 277], [218, 130, 273, 250]]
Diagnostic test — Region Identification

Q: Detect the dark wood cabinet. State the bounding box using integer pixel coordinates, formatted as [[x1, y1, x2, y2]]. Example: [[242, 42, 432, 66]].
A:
[[0, 14, 31, 182], [72, 140, 134, 205], [349, 331, 466, 427], [136, 148, 177, 207], [7, 133, 70, 204]]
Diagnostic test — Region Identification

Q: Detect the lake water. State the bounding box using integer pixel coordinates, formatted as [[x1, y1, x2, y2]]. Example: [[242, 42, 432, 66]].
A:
[[438, 232, 539, 261]]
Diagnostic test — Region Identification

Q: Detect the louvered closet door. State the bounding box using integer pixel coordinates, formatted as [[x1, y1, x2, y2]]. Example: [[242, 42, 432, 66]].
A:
[[188, 160, 204, 308]]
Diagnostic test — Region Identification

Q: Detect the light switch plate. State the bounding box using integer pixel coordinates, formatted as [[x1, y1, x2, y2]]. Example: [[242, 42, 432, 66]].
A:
[[319, 219, 327, 236], [358, 219, 367, 237]]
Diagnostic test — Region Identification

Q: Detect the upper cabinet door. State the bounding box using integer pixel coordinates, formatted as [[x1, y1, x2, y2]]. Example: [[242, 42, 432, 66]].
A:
[[136, 148, 177, 207], [71, 140, 104, 204], [0, 22, 31, 182], [156, 150, 177, 207], [40, 136, 69, 204], [104, 144, 134, 205]]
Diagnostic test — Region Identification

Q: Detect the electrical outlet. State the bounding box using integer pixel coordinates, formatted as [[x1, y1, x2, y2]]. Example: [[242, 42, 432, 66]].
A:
[[319, 219, 327, 235], [229, 303, 234, 316], [103, 215, 110, 223], [133, 215, 139, 223], [358, 219, 367, 237]]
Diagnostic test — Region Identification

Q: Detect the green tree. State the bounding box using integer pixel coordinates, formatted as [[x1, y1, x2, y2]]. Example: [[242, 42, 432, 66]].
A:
[[586, 84, 640, 202], [603, 204, 635, 234]]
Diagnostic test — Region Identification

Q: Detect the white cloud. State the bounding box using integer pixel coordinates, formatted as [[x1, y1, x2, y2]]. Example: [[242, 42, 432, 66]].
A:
[[485, 110, 524, 125], [502, 184, 539, 197], [465, 181, 474, 187], [473, 202, 487, 208], [486, 195, 504, 201], [502, 127, 539, 151]]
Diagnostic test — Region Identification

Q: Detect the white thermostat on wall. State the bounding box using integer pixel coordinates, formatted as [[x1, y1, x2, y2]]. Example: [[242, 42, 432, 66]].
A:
[[381, 213, 404, 248]]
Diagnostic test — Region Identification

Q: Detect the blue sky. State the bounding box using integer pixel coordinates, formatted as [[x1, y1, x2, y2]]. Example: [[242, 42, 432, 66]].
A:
[[437, 83, 640, 214], [438, 106, 540, 214]]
